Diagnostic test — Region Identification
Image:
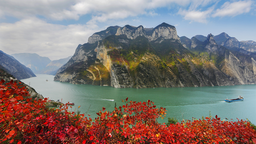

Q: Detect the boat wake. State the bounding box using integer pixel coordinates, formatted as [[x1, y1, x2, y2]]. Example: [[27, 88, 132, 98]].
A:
[[100, 99, 114, 101], [164, 100, 225, 107]]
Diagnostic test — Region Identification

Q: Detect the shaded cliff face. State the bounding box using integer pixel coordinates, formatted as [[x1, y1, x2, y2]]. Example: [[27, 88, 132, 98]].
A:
[[213, 32, 230, 46], [54, 23, 256, 88], [180, 36, 191, 49], [0, 51, 35, 79]]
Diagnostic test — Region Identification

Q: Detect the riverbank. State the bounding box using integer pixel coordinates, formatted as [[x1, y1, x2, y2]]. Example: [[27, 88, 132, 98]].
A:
[[1, 80, 256, 143]]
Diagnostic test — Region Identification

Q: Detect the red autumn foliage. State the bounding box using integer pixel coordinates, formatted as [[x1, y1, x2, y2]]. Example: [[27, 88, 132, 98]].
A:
[[108, 49, 129, 65], [1, 79, 256, 143]]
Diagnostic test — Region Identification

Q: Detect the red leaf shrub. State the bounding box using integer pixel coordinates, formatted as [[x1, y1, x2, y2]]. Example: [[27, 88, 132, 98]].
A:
[[1, 79, 256, 143]]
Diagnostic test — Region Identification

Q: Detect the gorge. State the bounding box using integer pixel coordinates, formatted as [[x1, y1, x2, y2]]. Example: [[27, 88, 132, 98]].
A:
[[54, 22, 256, 88]]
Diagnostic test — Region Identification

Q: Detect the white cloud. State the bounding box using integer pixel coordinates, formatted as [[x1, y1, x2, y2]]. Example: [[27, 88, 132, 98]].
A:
[[1, 0, 254, 60], [0, 0, 224, 25], [0, 0, 192, 21], [178, 7, 214, 23], [0, 0, 75, 19], [186, 0, 218, 10], [147, 11, 159, 16], [212, 1, 252, 17], [177, 0, 217, 23], [0, 18, 97, 60], [0, 0, 250, 23]]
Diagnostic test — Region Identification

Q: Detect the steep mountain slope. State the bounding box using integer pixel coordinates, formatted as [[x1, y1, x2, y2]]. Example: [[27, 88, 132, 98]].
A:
[[180, 36, 191, 49], [187, 34, 256, 85], [0, 50, 35, 79], [54, 23, 256, 88], [240, 40, 256, 52], [12, 53, 51, 74], [12, 53, 71, 75]]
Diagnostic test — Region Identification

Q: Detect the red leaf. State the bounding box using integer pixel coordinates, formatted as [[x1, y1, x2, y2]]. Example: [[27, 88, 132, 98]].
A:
[[90, 136, 94, 140], [7, 130, 15, 139], [82, 140, 86, 144], [26, 98, 30, 102], [126, 97, 128, 101], [253, 138, 256, 144], [102, 107, 106, 111], [17, 141, 22, 144], [10, 98, 16, 102], [59, 133, 65, 141]]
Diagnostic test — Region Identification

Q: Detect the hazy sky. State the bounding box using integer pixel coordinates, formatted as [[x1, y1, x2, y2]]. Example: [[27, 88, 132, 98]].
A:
[[0, 0, 255, 60]]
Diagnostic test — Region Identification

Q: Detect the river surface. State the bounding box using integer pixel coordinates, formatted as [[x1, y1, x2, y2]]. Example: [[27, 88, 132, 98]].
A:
[[22, 74, 256, 124]]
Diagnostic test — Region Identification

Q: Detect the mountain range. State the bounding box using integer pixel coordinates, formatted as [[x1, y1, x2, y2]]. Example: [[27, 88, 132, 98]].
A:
[[12, 53, 71, 75], [0, 50, 35, 79], [54, 22, 256, 88], [182, 32, 256, 53]]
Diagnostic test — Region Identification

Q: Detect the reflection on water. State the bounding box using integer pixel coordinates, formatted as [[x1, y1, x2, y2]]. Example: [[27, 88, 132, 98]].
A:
[[22, 74, 256, 124]]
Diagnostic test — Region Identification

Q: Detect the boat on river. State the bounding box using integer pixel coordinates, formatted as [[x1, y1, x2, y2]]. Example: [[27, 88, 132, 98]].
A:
[[225, 96, 244, 103], [66, 102, 75, 105]]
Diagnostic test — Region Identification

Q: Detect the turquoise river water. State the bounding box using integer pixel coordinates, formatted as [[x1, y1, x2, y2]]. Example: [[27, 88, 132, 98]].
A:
[[22, 74, 256, 124]]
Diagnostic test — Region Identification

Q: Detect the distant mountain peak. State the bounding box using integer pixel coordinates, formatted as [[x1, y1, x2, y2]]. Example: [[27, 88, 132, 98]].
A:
[[213, 32, 231, 45], [155, 22, 175, 29], [124, 25, 136, 30], [137, 25, 144, 28], [194, 35, 207, 42], [207, 33, 213, 37], [107, 26, 120, 29], [207, 33, 217, 45], [219, 32, 230, 39]]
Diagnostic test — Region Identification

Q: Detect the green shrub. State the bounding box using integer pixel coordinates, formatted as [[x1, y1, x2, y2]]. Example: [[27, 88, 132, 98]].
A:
[[167, 117, 178, 126]]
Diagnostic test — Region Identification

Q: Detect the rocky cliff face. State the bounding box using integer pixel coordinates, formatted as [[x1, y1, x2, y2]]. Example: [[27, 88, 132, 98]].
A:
[[88, 26, 120, 44], [182, 34, 256, 85], [54, 23, 256, 88], [0, 51, 35, 79], [240, 40, 256, 52], [115, 23, 179, 42], [223, 37, 240, 49]]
